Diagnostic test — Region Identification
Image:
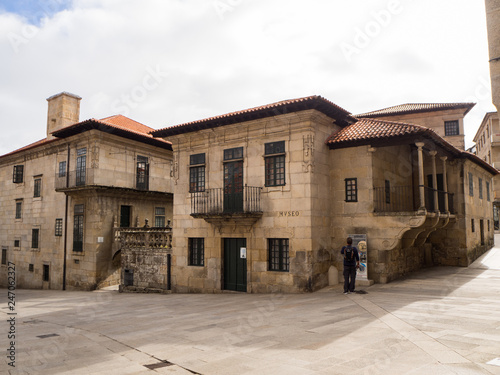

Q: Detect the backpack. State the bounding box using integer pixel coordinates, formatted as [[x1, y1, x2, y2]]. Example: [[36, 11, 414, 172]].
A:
[[344, 245, 354, 261]]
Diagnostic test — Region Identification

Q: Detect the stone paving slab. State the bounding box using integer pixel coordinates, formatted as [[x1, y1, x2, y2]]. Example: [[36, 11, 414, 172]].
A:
[[2, 244, 500, 374]]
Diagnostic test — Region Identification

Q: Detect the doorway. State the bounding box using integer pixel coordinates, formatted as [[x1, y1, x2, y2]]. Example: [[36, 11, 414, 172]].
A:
[[120, 205, 131, 228], [223, 238, 247, 292]]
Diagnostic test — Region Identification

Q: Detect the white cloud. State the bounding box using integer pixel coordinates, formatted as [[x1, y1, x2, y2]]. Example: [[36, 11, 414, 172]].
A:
[[0, 0, 495, 155]]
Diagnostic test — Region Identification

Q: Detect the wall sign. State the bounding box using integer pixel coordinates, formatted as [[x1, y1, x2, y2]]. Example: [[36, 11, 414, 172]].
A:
[[278, 211, 300, 217], [240, 247, 247, 259]]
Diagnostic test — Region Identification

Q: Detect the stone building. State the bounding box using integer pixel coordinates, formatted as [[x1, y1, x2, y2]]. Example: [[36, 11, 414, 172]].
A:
[[473, 112, 500, 228], [0, 92, 173, 290], [355, 103, 474, 150], [152, 95, 496, 293], [486, 0, 500, 112]]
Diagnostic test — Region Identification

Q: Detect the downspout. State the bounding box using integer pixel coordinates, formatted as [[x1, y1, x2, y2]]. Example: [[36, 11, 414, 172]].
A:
[[62, 143, 70, 290]]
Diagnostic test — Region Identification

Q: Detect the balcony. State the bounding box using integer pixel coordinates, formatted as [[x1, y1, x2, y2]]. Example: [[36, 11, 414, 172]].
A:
[[191, 186, 263, 224], [55, 169, 170, 193], [114, 226, 173, 251], [373, 185, 455, 214]]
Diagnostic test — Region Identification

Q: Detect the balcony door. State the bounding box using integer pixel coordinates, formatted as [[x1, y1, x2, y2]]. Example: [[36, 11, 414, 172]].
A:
[[224, 161, 243, 213], [136, 156, 149, 190], [76, 148, 87, 186], [120, 205, 131, 228]]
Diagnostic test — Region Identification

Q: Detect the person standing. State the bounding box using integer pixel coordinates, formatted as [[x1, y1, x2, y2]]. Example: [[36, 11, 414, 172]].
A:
[[341, 237, 360, 294]]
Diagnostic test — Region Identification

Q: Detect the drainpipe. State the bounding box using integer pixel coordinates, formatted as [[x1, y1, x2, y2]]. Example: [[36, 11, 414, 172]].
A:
[[62, 143, 70, 290]]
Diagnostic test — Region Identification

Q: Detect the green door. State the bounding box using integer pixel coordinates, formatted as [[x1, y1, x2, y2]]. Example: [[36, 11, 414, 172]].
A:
[[223, 238, 247, 292]]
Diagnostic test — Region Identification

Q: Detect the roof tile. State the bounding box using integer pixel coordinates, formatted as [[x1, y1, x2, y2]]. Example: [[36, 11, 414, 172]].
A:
[[355, 103, 475, 118]]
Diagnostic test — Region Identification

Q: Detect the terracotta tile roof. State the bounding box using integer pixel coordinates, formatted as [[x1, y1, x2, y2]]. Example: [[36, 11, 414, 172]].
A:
[[99, 115, 155, 135], [0, 138, 58, 158], [52, 116, 172, 150], [326, 118, 499, 175], [152, 95, 356, 137], [326, 118, 430, 145], [355, 103, 476, 118]]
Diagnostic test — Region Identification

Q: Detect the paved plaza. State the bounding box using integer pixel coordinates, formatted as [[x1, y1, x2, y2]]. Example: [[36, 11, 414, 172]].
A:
[[2, 240, 500, 375]]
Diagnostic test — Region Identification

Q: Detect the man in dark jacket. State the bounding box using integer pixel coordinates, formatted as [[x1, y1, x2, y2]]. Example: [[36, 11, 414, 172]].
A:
[[341, 237, 360, 294]]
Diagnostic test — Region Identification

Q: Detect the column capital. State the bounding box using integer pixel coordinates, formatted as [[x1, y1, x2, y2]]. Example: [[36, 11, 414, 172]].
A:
[[440, 156, 448, 161], [415, 142, 425, 148], [429, 150, 437, 157]]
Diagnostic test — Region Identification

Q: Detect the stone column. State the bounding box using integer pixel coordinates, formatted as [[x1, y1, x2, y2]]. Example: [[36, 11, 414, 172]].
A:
[[429, 151, 439, 212], [440, 156, 449, 213], [416, 142, 426, 210]]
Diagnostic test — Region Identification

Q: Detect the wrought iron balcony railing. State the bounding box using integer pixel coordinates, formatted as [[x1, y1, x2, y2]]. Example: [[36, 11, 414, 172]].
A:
[[191, 186, 262, 216], [374, 185, 455, 214]]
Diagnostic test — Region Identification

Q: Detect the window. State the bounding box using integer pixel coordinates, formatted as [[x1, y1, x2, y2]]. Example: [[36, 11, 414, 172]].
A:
[[55, 218, 63, 236], [76, 148, 87, 186], [155, 207, 165, 227], [1, 248, 6, 265], [385, 180, 391, 204], [136, 155, 149, 190], [264, 141, 285, 187], [32, 228, 39, 249], [471, 218, 475, 233], [29, 264, 34, 272], [43, 264, 49, 282], [73, 204, 84, 252], [487, 181, 491, 201], [345, 178, 358, 202], [13, 165, 24, 183], [268, 239, 289, 272], [15, 200, 22, 219], [34, 177, 42, 198], [14, 239, 20, 248], [224, 147, 243, 161], [479, 178, 483, 199], [58, 161, 66, 177], [188, 238, 204, 266], [189, 153, 205, 193], [444, 120, 459, 136], [468, 172, 474, 196]]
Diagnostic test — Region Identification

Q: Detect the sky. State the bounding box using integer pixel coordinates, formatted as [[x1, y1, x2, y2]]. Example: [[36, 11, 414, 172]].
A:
[[0, 0, 496, 156]]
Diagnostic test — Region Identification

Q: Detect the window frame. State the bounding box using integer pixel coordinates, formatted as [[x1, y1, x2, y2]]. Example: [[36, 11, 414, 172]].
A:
[[73, 204, 84, 252], [268, 238, 290, 272], [479, 177, 483, 199], [34, 177, 42, 198], [32, 228, 39, 249], [1, 248, 6, 265], [345, 178, 358, 202], [189, 153, 206, 193], [15, 200, 22, 219], [188, 238, 204, 266], [468, 172, 474, 197], [55, 218, 63, 236], [444, 120, 459, 136], [264, 141, 286, 187], [58, 161, 67, 177], [154, 207, 166, 227], [13, 165, 24, 183], [487, 181, 491, 201]]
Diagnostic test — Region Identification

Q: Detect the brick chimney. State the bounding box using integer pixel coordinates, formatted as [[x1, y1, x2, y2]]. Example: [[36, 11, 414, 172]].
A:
[[46, 92, 81, 139]]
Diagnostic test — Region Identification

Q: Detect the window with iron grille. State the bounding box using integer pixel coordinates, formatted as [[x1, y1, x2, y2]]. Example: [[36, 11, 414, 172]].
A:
[[32, 228, 39, 249], [1, 248, 6, 265], [487, 181, 491, 201], [34, 177, 42, 198], [58, 161, 67, 177], [55, 218, 63, 236], [224, 147, 243, 161], [265, 141, 285, 187], [73, 204, 84, 252], [479, 178, 483, 199], [189, 153, 205, 193], [345, 178, 358, 202], [13, 165, 24, 183], [43, 264, 49, 282], [268, 239, 289, 272], [444, 120, 459, 136], [468, 173, 474, 196], [385, 180, 391, 204], [155, 207, 165, 227], [188, 238, 204, 266], [15, 200, 22, 219]]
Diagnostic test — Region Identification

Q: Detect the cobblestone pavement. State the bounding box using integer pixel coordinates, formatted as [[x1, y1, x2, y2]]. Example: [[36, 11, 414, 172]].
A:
[[2, 239, 500, 375]]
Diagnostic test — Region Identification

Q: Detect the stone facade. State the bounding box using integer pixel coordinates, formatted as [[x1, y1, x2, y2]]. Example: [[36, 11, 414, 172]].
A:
[[486, 0, 500, 112], [0, 93, 173, 290]]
